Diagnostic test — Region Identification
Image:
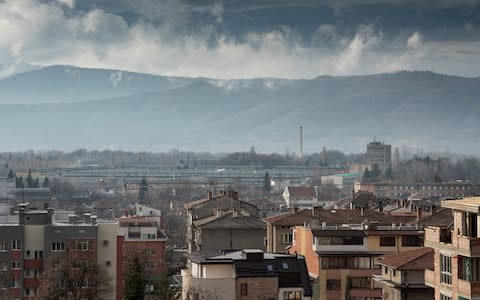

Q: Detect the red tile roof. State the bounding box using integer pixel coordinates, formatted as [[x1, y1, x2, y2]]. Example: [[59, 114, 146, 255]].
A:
[[286, 187, 317, 198], [264, 208, 417, 226], [377, 247, 433, 270]]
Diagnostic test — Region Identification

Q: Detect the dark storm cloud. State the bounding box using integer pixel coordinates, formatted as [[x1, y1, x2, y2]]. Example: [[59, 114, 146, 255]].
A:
[[0, 0, 479, 79]]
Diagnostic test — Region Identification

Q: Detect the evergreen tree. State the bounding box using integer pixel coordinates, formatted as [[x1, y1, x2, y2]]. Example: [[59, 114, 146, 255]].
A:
[[42, 176, 50, 188], [263, 171, 271, 193], [7, 169, 14, 179], [370, 164, 382, 182], [138, 178, 149, 203], [123, 253, 148, 300], [363, 168, 371, 182], [16, 176, 24, 189], [26, 169, 34, 188], [34, 177, 40, 188], [384, 166, 394, 181]]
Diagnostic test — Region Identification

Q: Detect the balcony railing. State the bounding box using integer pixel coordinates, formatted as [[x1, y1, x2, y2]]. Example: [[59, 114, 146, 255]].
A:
[[425, 269, 435, 287]]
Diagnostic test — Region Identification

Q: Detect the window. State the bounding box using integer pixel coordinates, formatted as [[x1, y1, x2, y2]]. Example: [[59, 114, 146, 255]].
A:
[[34, 251, 43, 259], [145, 261, 155, 269], [326, 279, 341, 290], [321, 256, 372, 269], [384, 266, 388, 274], [458, 256, 480, 282], [441, 254, 452, 285], [402, 235, 422, 247], [145, 248, 156, 255], [317, 236, 363, 245], [76, 241, 89, 251], [440, 294, 452, 300], [283, 291, 301, 300], [281, 233, 293, 244], [11, 261, 21, 269], [52, 242, 65, 251], [380, 236, 396, 247], [0, 262, 8, 271], [11, 277, 19, 288], [0, 241, 7, 252], [240, 283, 248, 296], [142, 233, 156, 239], [349, 277, 370, 289], [11, 240, 21, 250]]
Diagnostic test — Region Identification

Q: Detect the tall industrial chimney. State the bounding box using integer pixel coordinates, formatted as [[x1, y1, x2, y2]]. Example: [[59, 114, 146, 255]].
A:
[[299, 125, 303, 158]]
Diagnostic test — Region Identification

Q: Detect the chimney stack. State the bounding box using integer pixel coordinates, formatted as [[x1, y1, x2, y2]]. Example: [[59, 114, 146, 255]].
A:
[[416, 206, 422, 221]]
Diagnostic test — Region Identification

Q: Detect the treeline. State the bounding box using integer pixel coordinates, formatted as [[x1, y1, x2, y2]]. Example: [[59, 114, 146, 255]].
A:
[[363, 155, 480, 183]]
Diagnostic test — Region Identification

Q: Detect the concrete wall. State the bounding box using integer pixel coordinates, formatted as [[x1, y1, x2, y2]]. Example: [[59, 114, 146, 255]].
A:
[[199, 227, 265, 256], [202, 264, 235, 278], [182, 269, 235, 300], [97, 222, 117, 299]]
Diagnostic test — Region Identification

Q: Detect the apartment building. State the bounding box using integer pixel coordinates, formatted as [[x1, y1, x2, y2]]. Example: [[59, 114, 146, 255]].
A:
[[366, 141, 391, 172], [289, 215, 424, 300], [185, 191, 265, 256], [355, 181, 476, 199], [116, 204, 167, 300], [282, 187, 335, 209], [265, 207, 417, 255], [424, 197, 480, 300], [0, 202, 167, 300], [181, 249, 312, 300], [374, 247, 434, 300], [0, 204, 117, 300], [321, 173, 360, 194]]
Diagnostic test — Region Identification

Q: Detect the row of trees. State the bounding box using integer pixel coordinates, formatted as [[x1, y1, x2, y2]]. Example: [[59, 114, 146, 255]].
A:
[[362, 155, 480, 184], [12, 169, 50, 188]]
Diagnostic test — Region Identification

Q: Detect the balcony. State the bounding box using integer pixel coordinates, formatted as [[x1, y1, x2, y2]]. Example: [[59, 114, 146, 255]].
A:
[[424, 269, 435, 287], [24, 259, 44, 269], [348, 288, 382, 298], [452, 235, 480, 257], [24, 278, 40, 288]]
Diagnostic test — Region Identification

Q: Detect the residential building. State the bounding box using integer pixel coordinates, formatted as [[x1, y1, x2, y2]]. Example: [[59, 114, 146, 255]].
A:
[[185, 191, 265, 256], [424, 197, 480, 300], [289, 209, 424, 300], [321, 173, 360, 194], [0, 202, 167, 300], [355, 181, 476, 199], [374, 247, 434, 300], [366, 141, 392, 172], [265, 207, 418, 255], [283, 187, 333, 209], [116, 203, 167, 300], [0, 203, 117, 300], [181, 249, 312, 300], [0, 178, 15, 200]]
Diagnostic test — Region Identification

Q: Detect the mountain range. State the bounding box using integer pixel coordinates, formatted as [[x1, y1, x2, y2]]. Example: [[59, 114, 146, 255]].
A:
[[0, 65, 478, 154]]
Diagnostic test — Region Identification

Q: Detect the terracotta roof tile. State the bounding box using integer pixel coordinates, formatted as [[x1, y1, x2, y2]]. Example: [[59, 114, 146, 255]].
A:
[[378, 247, 433, 270], [286, 187, 317, 198]]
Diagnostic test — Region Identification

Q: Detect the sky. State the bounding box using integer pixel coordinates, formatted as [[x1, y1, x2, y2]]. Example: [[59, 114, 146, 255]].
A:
[[1, 0, 480, 79]]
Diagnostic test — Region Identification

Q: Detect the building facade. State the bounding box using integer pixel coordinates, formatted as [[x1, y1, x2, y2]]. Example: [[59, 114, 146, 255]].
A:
[[374, 247, 434, 300], [424, 197, 480, 300], [181, 249, 312, 300], [290, 221, 424, 300], [355, 181, 476, 199], [366, 141, 392, 172], [185, 191, 265, 256]]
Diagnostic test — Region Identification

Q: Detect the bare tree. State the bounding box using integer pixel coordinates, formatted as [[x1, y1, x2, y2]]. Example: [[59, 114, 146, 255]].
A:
[[37, 253, 112, 300]]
